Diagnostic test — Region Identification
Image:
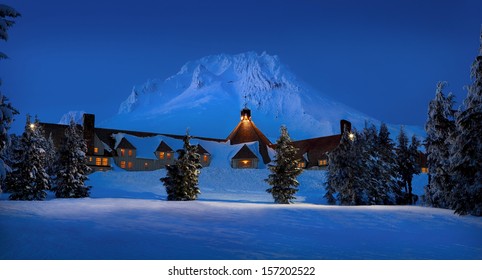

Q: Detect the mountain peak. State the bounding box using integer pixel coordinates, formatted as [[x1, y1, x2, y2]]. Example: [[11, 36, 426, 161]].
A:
[[102, 52, 423, 140]]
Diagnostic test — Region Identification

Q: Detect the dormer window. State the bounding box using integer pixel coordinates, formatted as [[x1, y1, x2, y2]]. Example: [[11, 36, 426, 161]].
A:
[[128, 149, 133, 156], [120, 149, 125, 156], [318, 159, 328, 167], [94, 147, 99, 153], [159, 152, 165, 159]]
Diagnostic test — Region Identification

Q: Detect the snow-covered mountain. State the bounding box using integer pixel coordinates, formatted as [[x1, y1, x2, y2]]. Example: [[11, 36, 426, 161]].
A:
[[58, 111, 86, 125], [101, 52, 423, 140]]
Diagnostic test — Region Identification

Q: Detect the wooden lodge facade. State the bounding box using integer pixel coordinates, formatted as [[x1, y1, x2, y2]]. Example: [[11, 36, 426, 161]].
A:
[[40, 107, 413, 173]]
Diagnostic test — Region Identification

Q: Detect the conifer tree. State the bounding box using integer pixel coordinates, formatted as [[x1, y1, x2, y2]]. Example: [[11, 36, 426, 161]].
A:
[[450, 30, 482, 216], [395, 127, 420, 204], [424, 82, 456, 208], [377, 123, 400, 204], [8, 116, 50, 200], [54, 119, 91, 198], [325, 128, 366, 205], [266, 125, 303, 204], [161, 132, 202, 201], [0, 4, 20, 185], [359, 124, 385, 205]]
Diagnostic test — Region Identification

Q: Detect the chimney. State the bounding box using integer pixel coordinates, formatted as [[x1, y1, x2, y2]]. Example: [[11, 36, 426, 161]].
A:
[[240, 107, 251, 121], [340, 119, 351, 134], [83, 113, 95, 155]]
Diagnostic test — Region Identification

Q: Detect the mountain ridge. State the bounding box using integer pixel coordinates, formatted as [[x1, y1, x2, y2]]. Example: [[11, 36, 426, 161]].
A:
[[96, 52, 423, 140]]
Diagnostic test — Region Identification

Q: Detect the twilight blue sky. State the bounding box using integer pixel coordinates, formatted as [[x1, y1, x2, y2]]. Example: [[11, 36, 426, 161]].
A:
[[2, 0, 482, 134]]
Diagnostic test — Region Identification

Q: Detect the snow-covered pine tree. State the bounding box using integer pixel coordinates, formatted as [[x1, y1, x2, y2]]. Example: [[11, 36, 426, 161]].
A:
[[0, 4, 20, 190], [424, 82, 456, 208], [2, 133, 19, 192], [376, 123, 400, 204], [395, 127, 411, 204], [265, 125, 303, 204], [450, 30, 482, 216], [161, 132, 202, 201], [54, 119, 91, 198], [8, 115, 51, 200], [0, 4, 21, 60], [325, 128, 366, 205], [0, 90, 18, 184], [359, 124, 382, 204], [407, 135, 421, 203]]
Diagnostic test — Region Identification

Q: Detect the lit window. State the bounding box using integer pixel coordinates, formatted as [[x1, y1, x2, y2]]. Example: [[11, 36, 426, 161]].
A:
[[128, 149, 133, 156], [203, 155, 209, 162], [89, 157, 93, 162], [102, 158, 108, 166], [298, 162, 306, 168], [144, 162, 149, 169], [167, 153, 172, 160], [120, 161, 126, 169], [128, 162, 133, 169], [120, 149, 125, 156], [240, 160, 251, 168], [318, 159, 328, 166], [421, 167, 428, 174], [94, 147, 99, 153], [95, 157, 101, 166], [159, 152, 165, 159]]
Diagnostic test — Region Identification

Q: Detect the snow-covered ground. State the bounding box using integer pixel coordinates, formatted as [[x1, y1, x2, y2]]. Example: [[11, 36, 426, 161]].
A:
[[1, 168, 481, 260]]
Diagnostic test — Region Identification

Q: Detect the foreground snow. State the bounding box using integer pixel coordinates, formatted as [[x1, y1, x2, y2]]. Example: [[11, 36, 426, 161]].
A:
[[1, 168, 480, 260]]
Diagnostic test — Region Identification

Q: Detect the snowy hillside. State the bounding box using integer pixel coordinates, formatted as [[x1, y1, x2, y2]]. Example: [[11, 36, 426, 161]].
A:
[[101, 52, 424, 140], [1, 168, 481, 260]]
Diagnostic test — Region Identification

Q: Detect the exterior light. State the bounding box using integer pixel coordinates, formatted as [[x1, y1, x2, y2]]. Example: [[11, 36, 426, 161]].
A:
[[29, 123, 36, 130], [348, 132, 355, 141]]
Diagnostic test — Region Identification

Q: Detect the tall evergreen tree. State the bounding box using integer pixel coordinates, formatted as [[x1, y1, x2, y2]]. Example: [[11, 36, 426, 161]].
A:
[[8, 116, 50, 200], [450, 30, 482, 216], [377, 123, 400, 204], [359, 124, 383, 204], [54, 119, 91, 198], [424, 82, 456, 208], [266, 125, 303, 204], [0, 4, 20, 186], [325, 128, 367, 205], [161, 132, 202, 201], [395, 127, 421, 204]]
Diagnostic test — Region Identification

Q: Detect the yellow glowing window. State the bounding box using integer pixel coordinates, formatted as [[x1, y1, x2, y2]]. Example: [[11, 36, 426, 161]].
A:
[[128, 149, 133, 156], [102, 158, 108, 166], [89, 157, 93, 162], [167, 153, 172, 160], [203, 155, 209, 162], [240, 160, 251, 168], [120, 161, 126, 168], [95, 157, 101, 166], [94, 147, 99, 153], [128, 162, 133, 169], [298, 162, 306, 168], [159, 152, 165, 159], [120, 149, 125, 156], [421, 167, 428, 174], [318, 159, 328, 166]]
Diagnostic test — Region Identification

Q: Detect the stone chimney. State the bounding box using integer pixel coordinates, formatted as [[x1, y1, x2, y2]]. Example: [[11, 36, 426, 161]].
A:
[[340, 119, 352, 134], [83, 113, 95, 155]]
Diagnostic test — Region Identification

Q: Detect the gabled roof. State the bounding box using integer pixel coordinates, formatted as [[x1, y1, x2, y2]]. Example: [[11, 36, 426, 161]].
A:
[[226, 119, 272, 147], [291, 134, 342, 168], [155, 141, 173, 152], [196, 144, 210, 155], [117, 137, 136, 149], [232, 144, 258, 160]]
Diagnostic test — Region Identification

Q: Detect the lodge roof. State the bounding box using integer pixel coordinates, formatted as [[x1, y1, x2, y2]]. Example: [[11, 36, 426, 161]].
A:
[[117, 137, 136, 150], [196, 144, 210, 155], [291, 134, 342, 168], [155, 141, 173, 152], [232, 144, 258, 160]]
